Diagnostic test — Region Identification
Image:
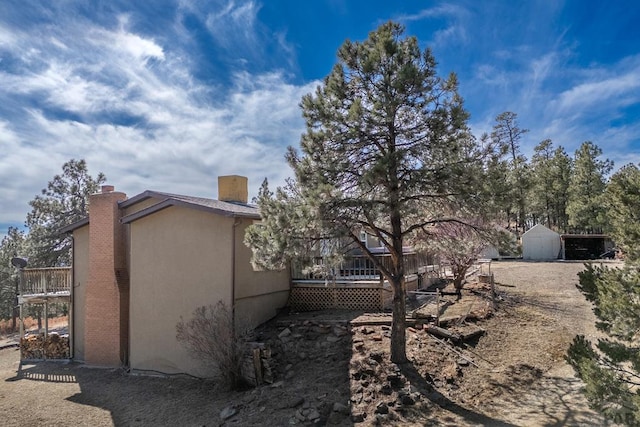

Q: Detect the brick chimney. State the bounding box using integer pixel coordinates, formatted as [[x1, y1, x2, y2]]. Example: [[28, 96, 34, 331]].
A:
[[84, 185, 127, 367], [218, 175, 248, 203]]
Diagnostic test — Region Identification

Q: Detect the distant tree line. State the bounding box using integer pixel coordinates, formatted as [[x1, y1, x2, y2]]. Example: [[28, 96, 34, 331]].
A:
[[483, 111, 614, 236]]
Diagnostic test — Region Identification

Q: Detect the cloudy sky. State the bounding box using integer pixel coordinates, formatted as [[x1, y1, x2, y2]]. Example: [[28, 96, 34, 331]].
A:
[[1, 0, 639, 239]]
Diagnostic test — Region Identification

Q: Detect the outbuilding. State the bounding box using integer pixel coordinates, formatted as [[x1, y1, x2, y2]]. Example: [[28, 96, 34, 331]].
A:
[[561, 234, 614, 260], [522, 224, 561, 260]]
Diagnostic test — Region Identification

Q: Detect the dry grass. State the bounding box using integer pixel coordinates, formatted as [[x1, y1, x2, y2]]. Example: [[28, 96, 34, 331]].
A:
[[0, 315, 68, 337]]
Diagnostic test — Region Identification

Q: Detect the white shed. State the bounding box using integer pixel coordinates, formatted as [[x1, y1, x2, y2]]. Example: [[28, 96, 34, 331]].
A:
[[522, 224, 561, 260]]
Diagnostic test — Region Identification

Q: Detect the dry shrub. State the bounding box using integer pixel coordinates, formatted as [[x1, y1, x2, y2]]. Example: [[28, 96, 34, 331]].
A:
[[176, 301, 251, 390]]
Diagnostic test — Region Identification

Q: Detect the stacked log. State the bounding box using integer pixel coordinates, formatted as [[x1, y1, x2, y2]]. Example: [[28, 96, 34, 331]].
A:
[[20, 333, 70, 359]]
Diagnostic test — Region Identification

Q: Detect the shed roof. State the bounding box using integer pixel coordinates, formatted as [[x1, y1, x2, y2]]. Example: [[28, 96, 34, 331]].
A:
[[522, 224, 560, 238]]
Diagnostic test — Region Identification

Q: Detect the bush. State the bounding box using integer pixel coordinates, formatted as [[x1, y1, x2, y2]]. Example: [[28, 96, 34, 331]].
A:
[[176, 301, 251, 390]]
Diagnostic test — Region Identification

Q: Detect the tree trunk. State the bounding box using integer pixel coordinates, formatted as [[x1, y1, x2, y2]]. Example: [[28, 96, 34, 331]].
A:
[[390, 275, 407, 363]]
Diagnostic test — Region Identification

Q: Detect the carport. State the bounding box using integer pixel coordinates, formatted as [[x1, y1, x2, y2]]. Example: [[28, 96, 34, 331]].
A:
[[561, 234, 613, 260]]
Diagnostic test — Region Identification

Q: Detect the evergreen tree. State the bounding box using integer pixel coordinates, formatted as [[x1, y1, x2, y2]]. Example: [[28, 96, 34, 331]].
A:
[[529, 139, 555, 227], [490, 112, 530, 233], [567, 164, 640, 426], [246, 22, 495, 363], [25, 159, 106, 267], [529, 140, 573, 232], [549, 145, 573, 232], [483, 133, 512, 227], [604, 164, 640, 261], [567, 141, 613, 233], [0, 227, 26, 329]]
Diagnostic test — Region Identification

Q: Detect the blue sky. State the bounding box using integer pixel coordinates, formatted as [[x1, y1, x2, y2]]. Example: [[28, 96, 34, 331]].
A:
[[1, 0, 639, 239]]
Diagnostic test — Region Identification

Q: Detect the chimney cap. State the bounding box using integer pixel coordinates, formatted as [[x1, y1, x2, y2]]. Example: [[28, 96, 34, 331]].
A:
[[101, 185, 115, 193]]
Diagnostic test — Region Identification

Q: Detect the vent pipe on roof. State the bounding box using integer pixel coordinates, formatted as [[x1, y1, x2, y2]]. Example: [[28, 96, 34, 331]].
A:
[[218, 175, 248, 204]]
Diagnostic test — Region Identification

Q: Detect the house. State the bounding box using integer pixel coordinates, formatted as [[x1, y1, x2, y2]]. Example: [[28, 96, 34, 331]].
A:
[[521, 224, 561, 261], [61, 176, 289, 376]]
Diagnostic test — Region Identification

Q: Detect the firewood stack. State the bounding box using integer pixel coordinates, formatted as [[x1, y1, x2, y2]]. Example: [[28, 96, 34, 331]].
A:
[[20, 333, 70, 359]]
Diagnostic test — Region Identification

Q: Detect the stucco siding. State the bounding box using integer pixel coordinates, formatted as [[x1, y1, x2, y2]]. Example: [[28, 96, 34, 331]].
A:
[[129, 206, 234, 376], [72, 225, 89, 362], [234, 219, 289, 326]]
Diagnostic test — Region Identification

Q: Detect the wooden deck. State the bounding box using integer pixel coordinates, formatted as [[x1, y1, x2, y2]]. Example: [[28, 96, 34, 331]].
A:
[[18, 267, 71, 303]]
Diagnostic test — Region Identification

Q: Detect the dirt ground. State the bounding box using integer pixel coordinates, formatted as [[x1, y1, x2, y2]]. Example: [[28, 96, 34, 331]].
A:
[[0, 261, 622, 426]]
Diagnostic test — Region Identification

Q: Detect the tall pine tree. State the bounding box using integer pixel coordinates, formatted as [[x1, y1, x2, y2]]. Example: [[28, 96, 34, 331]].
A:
[[567, 141, 613, 233], [246, 22, 496, 363]]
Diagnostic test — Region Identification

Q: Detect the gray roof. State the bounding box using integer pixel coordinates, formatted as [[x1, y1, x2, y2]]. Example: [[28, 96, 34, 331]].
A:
[[121, 190, 260, 224], [60, 217, 90, 234], [61, 190, 260, 234]]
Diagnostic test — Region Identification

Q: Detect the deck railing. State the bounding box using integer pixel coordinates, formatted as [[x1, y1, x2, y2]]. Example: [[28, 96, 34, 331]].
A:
[[291, 252, 433, 281], [20, 267, 72, 296]]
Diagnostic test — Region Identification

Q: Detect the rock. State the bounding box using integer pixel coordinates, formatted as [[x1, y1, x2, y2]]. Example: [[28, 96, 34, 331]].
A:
[[285, 370, 295, 379], [457, 357, 470, 367], [327, 410, 347, 424], [333, 326, 349, 337], [369, 351, 384, 362], [332, 402, 349, 414], [307, 409, 321, 420], [375, 402, 389, 414], [304, 332, 320, 341], [372, 335, 383, 341], [278, 328, 292, 338], [351, 412, 366, 423], [219, 405, 237, 420], [381, 325, 391, 331], [326, 335, 341, 343], [313, 325, 332, 334], [380, 384, 392, 395], [387, 373, 404, 389], [399, 393, 415, 406]]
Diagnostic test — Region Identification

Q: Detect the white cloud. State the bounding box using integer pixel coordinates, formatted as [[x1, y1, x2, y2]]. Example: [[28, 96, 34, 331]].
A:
[[0, 4, 313, 240], [555, 71, 640, 113]]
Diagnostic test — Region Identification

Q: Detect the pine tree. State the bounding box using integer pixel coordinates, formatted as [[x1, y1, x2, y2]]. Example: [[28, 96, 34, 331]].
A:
[[0, 227, 26, 329], [567, 141, 613, 233], [25, 159, 106, 267], [529, 140, 573, 232], [246, 22, 495, 363], [490, 112, 530, 233], [567, 163, 640, 426]]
